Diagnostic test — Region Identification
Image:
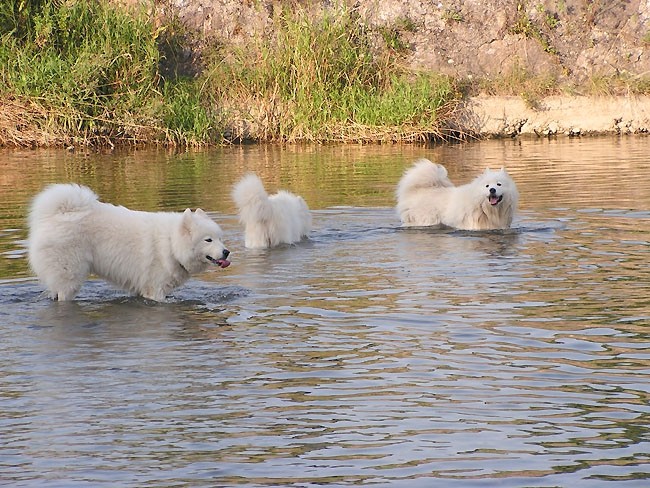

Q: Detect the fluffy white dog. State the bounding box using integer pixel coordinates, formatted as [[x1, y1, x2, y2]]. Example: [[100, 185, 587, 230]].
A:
[[232, 173, 312, 249], [28, 183, 231, 301], [396, 159, 519, 230]]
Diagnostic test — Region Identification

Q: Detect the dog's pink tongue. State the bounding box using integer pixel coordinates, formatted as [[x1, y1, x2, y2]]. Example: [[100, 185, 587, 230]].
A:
[[489, 196, 499, 205], [218, 259, 231, 268]]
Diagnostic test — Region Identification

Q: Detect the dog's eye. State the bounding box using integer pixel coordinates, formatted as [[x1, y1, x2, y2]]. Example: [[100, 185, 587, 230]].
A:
[[485, 184, 489, 188], [204, 238, 213, 243], [497, 183, 502, 186]]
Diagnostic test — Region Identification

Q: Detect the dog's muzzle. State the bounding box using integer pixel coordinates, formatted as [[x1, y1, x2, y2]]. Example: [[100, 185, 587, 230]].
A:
[[488, 188, 503, 206], [207, 249, 231, 268]]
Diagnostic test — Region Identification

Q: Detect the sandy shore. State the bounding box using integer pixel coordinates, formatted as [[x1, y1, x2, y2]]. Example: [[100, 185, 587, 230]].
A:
[[463, 95, 650, 137]]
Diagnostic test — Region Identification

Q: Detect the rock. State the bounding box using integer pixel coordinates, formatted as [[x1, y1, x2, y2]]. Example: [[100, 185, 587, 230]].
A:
[[153, 0, 650, 85], [544, 121, 560, 136]]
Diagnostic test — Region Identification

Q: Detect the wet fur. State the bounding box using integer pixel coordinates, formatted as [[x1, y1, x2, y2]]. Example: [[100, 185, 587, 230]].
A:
[[232, 173, 312, 249], [28, 183, 230, 301], [396, 159, 519, 230]]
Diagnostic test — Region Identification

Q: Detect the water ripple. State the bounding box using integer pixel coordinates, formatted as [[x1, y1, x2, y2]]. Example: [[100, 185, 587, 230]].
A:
[[1, 140, 650, 486]]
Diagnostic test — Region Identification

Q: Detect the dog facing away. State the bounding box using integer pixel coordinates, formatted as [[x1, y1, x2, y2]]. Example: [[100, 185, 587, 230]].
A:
[[28, 183, 231, 301], [232, 173, 312, 249], [396, 159, 519, 230]]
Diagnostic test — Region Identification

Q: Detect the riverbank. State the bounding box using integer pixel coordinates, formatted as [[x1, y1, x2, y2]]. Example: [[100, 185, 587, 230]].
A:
[[2, 94, 648, 149], [463, 95, 650, 138], [1, 0, 648, 148]]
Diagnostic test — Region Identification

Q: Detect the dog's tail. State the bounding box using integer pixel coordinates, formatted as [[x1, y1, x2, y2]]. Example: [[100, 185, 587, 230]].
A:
[[396, 158, 454, 201], [29, 183, 98, 226], [231, 173, 273, 225]]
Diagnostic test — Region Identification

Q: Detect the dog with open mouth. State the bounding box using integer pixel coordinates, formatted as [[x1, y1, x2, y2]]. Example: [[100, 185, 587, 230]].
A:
[[28, 183, 231, 301], [396, 159, 519, 230]]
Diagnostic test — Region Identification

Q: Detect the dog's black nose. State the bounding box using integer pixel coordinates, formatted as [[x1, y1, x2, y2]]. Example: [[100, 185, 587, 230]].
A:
[[222, 249, 230, 258], [489, 187, 496, 194]]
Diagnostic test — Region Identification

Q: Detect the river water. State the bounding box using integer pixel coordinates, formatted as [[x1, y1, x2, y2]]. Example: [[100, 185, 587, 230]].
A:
[[0, 138, 648, 487]]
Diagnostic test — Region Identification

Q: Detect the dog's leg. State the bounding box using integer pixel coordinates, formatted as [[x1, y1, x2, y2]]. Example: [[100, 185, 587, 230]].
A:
[[54, 283, 83, 301], [45, 260, 89, 301]]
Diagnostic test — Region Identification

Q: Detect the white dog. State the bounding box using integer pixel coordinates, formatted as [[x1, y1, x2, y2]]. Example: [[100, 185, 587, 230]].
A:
[[396, 159, 518, 230], [232, 173, 311, 249], [28, 183, 231, 301]]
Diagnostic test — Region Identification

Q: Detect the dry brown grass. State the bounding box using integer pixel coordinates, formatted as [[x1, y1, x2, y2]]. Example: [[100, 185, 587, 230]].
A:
[[0, 97, 166, 148], [0, 98, 71, 148]]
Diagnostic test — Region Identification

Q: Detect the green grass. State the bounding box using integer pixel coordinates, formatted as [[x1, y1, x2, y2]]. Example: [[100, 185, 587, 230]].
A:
[[1, 0, 165, 143], [202, 5, 458, 142], [0, 0, 457, 146], [0, 0, 227, 145], [161, 79, 218, 145], [3, 1, 650, 146]]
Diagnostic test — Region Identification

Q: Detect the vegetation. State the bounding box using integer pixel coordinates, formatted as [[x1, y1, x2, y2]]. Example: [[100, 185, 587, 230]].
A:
[[511, 2, 558, 55], [470, 61, 560, 109], [442, 8, 464, 23], [203, 6, 458, 143], [1, 0, 647, 147], [0, 0, 460, 147], [643, 30, 650, 46], [0, 0, 220, 146]]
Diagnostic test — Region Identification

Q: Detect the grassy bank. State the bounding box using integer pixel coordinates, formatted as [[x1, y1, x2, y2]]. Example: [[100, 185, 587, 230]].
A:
[[0, 0, 221, 146], [201, 6, 459, 143], [0, 0, 460, 147]]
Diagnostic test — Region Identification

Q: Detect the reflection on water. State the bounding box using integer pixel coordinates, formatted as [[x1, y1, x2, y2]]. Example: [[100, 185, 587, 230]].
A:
[[1, 138, 649, 486]]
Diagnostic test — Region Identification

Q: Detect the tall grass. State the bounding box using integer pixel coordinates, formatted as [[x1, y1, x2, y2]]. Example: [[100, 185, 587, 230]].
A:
[[202, 5, 459, 142], [0, 0, 212, 146], [0, 1, 459, 146]]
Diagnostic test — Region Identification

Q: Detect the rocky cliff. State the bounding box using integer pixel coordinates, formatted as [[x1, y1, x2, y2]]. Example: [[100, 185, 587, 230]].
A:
[[163, 0, 649, 84]]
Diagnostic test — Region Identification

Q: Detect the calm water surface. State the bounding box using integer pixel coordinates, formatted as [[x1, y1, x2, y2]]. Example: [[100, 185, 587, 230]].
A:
[[0, 138, 649, 487]]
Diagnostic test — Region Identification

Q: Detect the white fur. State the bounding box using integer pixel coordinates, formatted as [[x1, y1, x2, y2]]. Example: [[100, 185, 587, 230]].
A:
[[396, 159, 519, 230], [232, 173, 312, 249], [28, 183, 230, 301]]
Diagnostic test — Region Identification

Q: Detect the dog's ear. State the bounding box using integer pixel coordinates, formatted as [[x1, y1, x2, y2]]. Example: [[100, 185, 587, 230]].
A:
[[195, 208, 207, 217], [181, 208, 194, 235]]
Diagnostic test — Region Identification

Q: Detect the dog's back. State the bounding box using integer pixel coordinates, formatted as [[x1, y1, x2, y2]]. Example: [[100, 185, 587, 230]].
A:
[[269, 190, 312, 243]]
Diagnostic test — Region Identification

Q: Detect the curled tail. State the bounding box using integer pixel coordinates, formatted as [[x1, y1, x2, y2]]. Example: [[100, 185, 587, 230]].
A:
[[29, 183, 98, 227], [231, 173, 273, 224], [396, 159, 454, 201]]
